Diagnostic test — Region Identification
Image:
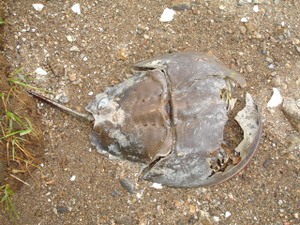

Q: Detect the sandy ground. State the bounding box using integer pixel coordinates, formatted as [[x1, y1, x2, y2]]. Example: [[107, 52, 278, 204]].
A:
[[1, 0, 300, 224]]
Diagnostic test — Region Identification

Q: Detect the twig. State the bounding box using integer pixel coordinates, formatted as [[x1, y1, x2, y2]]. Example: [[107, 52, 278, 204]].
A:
[[10, 174, 30, 187]]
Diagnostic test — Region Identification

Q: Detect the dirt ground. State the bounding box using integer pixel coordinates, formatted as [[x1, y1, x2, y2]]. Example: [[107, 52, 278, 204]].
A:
[[1, 0, 300, 224]]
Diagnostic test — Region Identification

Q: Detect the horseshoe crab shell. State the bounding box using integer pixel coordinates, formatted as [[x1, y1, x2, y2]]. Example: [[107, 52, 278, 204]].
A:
[[85, 52, 262, 188]]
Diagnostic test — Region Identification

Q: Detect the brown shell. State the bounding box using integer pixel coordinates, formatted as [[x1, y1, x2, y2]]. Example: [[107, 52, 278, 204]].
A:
[[86, 52, 262, 187]]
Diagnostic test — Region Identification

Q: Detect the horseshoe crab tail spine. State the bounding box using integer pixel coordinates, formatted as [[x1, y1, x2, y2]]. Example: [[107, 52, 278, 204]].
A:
[[26, 90, 94, 122]]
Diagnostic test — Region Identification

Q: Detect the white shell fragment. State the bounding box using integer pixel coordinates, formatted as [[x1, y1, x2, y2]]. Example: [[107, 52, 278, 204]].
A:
[[267, 88, 283, 108], [34, 67, 48, 75], [240, 17, 248, 23], [151, 183, 163, 189], [70, 175, 76, 181], [32, 4, 44, 11], [159, 8, 176, 22], [71, 3, 81, 15], [66, 35, 76, 42], [70, 46, 80, 52], [225, 211, 232, 218], [253, 5, 259, 13]]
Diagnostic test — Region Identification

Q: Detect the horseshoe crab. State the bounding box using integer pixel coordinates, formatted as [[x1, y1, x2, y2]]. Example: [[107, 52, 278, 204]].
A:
[[29, 52, 262, 188]]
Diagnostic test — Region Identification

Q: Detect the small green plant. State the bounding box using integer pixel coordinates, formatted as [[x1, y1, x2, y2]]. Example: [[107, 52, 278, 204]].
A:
[[7, 68, 52, 93], [0, 184, 19, 221], [1, 68, 43, 222], [0, 109, 36, 164], [0, 17, 4, 25]]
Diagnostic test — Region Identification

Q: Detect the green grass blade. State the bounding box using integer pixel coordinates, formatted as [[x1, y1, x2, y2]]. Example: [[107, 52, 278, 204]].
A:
[[0, 17, 4, 25], [0, 129, 30, 140]]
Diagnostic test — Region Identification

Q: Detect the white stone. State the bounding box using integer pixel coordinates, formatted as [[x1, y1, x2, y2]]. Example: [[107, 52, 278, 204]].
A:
[[238, 0, 252, 5], [70, 46, 80, 52], [267, 88, 282, 108], [136, 192, 143, 199], [66, 35, 76, 42], [71, 3, 81, 15], [159, 8, 176, 22], [225, 211, 231, 218], [35, 67, 47, 75], [151, 183, 163, 189], [212, 216, 220, 222], [253, 5, 259, 12], [219, 5, 226, 10], [241, 17, 248, 23], [70, 175, 76, 181], [32, 4, 44, 11]]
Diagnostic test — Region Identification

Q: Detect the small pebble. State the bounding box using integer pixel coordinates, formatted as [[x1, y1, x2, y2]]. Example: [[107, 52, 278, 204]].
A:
[[32, 4, 44, 11], [58, 95, 70, 104], [70, 175, 76, 181], [279, 208, 284, 213], [171, 0, 191, 10], [282, 98, 300, 132], [266, 57, 273, 63], [263, 158, 272, 168], [239, 26, 247, 34], [286, 134, 300, 151], [53, 207, 58, 215], [272, 75, 281, 87], [111, 190, 121, 197], [69, 73, 77, 82], [56, 206, 69, 214], [292, 38, 300, 45], [189, 204, 196, 214], [136, 24, 149, 34], [268, 64, 275, 70], [225, 211, 231, 218], [267, 88, 282, 108], [253, 5, 259, 12], [117, 48, 129, 61], [151, 183, 163, 189], [120, 178, 135, 194], [70, 46, 80, 52], [35, 67, 48, 75], [219, 5, 226, 10], [71, 3, 81, 14], [246, 65, 253, 73], [136, 192, 143, 199], [274, 0, 281, 4], [198, 210, 213, 225], [66, 35, 76, 42], [241, 17, 248, 23], [238, 0, 252, 5], [212, 216, 220, 222], [270, 71, 277, 77], [160, 8, 176, 22]]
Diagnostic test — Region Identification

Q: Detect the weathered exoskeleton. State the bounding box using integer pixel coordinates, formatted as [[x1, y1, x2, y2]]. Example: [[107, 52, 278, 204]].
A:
[[29, 52, 262, 188]]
